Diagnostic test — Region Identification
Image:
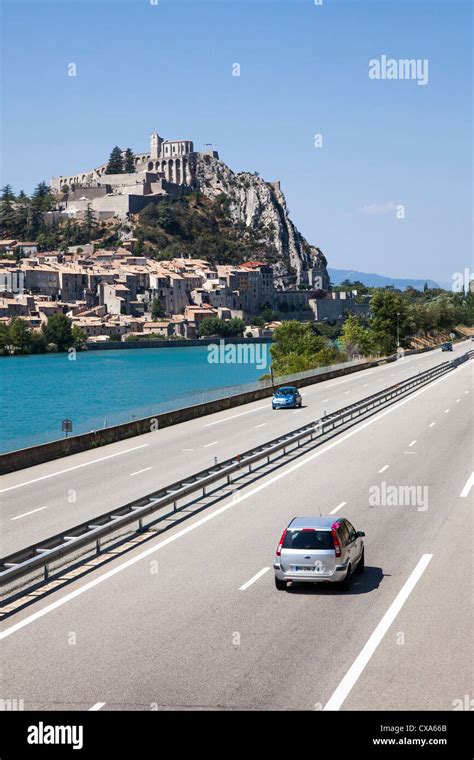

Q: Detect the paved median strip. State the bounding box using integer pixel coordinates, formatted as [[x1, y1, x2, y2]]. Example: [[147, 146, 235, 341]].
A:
[[323, 554, 433, 711], [239, 567, 270, 591]]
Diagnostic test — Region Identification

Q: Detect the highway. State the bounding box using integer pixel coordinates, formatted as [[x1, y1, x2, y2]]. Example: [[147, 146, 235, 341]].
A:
[[0, 344, 472, 711], [0, 339, 471, 556]]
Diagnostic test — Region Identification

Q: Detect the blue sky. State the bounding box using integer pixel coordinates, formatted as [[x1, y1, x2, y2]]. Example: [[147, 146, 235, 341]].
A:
[[1, 0, 471, 283]]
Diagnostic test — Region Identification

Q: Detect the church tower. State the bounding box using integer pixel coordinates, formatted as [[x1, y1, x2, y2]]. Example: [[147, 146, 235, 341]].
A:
[[150, 132, 163, 160]]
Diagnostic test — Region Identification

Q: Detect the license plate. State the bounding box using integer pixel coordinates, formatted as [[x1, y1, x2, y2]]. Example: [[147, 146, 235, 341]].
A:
[[291, 565, 314, 572]]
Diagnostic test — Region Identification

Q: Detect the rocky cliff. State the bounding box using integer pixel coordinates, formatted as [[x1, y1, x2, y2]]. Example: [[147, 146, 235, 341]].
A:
[[194, 153, 329, 289]]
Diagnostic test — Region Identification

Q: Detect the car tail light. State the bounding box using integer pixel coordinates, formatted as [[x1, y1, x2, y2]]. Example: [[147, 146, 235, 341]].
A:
[[276, 529, 287, 556], [331, 523, 342, 557]]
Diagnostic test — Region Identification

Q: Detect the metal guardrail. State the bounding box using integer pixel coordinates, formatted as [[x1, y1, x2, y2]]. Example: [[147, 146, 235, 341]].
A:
[[1, 350, 472, 588]]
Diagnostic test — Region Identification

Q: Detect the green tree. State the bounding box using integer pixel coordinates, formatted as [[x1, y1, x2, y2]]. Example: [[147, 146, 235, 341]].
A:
[[123, 148, 135, 173], [42, 314, 74, 352], [370, 290, 409, 354], [9, 318, 32, 353], [105, 146, 124, 174], [270, 320, 343, 376], [83, 204, 97, 241], [150, 298, 166, 320], [71, 324, 87, 349], [340, 315, 374, 356]]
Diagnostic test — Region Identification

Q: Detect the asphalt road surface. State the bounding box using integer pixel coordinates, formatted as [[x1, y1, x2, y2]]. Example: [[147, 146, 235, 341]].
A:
[[1, 345, 472, 711], [1, 339, 471, 555]]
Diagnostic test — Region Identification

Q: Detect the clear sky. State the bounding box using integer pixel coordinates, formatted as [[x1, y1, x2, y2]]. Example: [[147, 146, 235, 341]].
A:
[[1, 0, 472, 283]]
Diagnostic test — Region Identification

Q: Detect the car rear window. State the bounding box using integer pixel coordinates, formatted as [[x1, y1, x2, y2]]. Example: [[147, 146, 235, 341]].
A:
[[283, 529, 334, 550], [276, 388, 294, 396]]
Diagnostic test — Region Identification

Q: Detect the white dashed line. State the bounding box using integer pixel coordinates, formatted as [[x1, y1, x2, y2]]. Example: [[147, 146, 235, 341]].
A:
[[0, 444, 150, 494], [129, 467, 152, 477], [408, 440, 417, 447], [378, 465, 389, 474], [89, 703, 106, 711], [239, 567, 270, 591], [459, 472, 474, 498], [203, 441, 218, 448], [330, 501, 346, 515], [11, 506, 48, 521], [429, 422, 436, 428], [204, 405, 267, 427], [445, 409, 450, 414], [255, 423, 267, 429]]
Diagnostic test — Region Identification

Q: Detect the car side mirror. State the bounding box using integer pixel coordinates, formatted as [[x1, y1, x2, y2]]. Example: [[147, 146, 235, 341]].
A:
[[357, 531, 365, 537]]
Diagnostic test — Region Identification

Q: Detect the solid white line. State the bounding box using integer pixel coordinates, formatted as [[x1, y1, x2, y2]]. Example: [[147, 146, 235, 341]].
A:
[[239, 567, 270, 591], [429, 422, 436, 428], [129, 467, 152, 477], [378, 465, 389, 474], [0, 444, 150, 494], [408, 440, 417, 447], [203, 441, 218, 448], [323, 554, 433, 711], [1, 362, 468, 641], [255, 423, 267, 429], [203, 405, 267, 427], [459, 471, 474, 498], [89, 703, 106, 711], [330, 501, 346, 515], [11, 506, 48, 521]]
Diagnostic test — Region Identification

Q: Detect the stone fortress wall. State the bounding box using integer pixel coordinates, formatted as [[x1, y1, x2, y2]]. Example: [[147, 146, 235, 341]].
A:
[[50, 133, 219, 220]]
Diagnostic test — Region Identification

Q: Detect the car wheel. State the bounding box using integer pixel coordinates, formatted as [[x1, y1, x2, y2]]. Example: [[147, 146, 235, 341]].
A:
[[275, 576, 287, 590], [298, 399, 302, 407], [339, 565, 352, 590], [355, 547, 365, 574]]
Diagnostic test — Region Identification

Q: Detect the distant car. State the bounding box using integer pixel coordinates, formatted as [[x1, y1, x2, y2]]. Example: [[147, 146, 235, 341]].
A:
[[272, 386, 302, 410], [470, 336, 474, 341], [441, 342, 453, 351], [273, 516, 365, 590]]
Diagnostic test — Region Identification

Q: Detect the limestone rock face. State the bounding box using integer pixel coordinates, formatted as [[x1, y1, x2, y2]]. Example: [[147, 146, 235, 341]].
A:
[[194, 153, 329, 289]]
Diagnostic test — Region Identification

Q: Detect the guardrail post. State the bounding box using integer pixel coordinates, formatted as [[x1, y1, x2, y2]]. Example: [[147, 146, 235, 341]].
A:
[[96, 539, 101, 555], [44, 564, 49, 582]]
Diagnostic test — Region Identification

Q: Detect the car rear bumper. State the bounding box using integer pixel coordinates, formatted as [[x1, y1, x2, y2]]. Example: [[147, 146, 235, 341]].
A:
[[273, 561, 348, 583]]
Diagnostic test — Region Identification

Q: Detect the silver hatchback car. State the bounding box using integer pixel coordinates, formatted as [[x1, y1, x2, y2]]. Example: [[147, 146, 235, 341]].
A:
[[273, 516, 365, 590]]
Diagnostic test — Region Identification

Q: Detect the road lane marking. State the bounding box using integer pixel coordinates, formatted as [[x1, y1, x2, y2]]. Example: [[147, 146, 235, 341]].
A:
[[445, 409, 450, 413], [323, 554, 433, 711], [203, 406, 267, 427], [429, 422, 436, 427], [330, 501, 346, 515], [378, 465, 389, 474], [129, 467, 152, 477], [255, 423, 267, 429], [456, 398, 460, 403], [408, 440, 417, 447], [203, 441, 218, 448], [1, 362, 468, 641], [89, 703, 106, 711], [239, 567, 270, 591], [11, 506, 48, 521], [459, 472, 474, 498], [182, 448, 194, 452], [322, 399, 329, 403], [0, 444, 150, 494]]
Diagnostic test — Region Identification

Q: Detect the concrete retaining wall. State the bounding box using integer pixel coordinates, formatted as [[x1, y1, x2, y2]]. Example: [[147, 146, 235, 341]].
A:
[[1, 357, 387, 475]]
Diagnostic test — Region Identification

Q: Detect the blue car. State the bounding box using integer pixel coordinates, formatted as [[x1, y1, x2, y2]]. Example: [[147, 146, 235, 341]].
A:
[[272, 386, 302, 410]]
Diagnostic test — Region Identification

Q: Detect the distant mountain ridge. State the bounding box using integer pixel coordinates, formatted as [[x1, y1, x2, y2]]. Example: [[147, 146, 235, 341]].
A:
[[328, 268, 440, 291]]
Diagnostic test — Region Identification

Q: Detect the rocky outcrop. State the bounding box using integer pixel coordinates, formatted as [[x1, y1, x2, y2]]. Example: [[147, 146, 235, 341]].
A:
[[194, 153, 329, 289]]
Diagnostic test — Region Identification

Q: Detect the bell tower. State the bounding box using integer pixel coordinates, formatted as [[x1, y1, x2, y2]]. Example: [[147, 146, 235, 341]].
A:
[[150, 131, 163, 160]]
